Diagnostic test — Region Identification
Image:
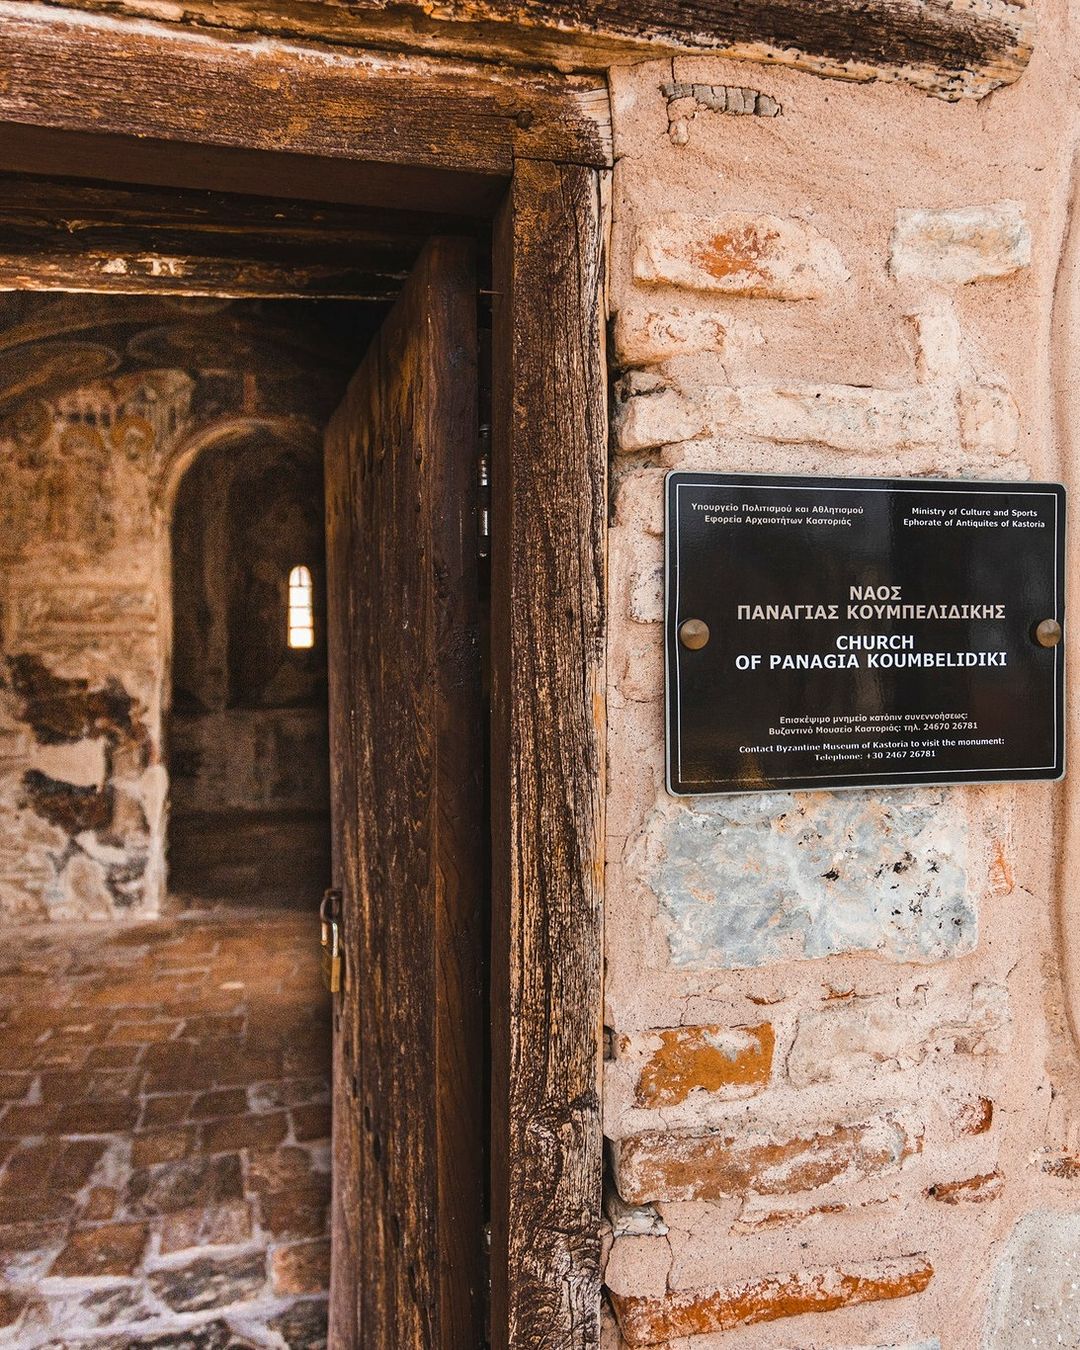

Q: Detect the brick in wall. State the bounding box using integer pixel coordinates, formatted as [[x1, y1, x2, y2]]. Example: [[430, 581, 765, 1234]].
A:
[[609, 1254, 934, 1346], [611, 1112, 919, 1205], [926, 1169, 1003, 1203], [612, 1022, 775, 1109]]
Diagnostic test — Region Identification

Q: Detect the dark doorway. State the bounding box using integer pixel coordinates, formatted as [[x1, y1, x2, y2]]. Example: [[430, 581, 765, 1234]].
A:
[[0, 288, 394, 1346], [0, 22, 610, 1320], [0, 260, 490, 1343]]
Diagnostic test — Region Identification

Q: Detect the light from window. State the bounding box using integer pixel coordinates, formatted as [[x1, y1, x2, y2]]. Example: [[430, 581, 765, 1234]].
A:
[[287, 565, 315, 649]]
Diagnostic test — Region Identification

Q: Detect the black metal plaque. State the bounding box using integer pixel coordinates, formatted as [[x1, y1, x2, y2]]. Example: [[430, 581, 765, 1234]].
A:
[[666, 472, 1066, 794]]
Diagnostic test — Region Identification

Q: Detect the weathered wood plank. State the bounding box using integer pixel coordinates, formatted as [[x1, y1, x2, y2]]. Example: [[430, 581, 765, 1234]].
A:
[[0, 174, 461, 251], [11, 0, 1034, 98], [324, 236, 486, 1347], [0, 173, 465, 297], [0, 246, 405, 299], [0, 3, 613, 170], [415, 0, 1035, 97], [0, 124, 504, 218], [489, 158, 608, 1348]]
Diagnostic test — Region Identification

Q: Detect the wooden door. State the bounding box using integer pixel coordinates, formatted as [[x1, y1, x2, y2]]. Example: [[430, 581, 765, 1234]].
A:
[[324, 236, 485, 1348]]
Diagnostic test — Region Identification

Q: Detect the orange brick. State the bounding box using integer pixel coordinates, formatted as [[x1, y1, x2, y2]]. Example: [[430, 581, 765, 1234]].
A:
[[52, 1140, 108, 1191], [2, 1141, 62, 1193], [0, 1038, 39, 1072], [49, 1221, 148, 1278], [191, 1089, 247, 1120], [140, 1095, 195, 1128], [55, 1101, 139, 1135], [612, 1114, 919, 1204], [85, 1045, 144, 1070], [0, 1219, 67, 1253], [39, 1069, 139, 1102], [110, 1019, 183, 1044], [950, 1094, 994, 1137], [131, 1128, 195, 1168], [245, 1146, 315, 1194], [990, 837, 1015, 896], [927, 1170, 1004, 1203], [258, 1183, 330, 1239], [180, 1015, 245, 1039], [210, 1047, 283, 1087], [83, 1186, 118, 1221], [610, 1255, 934, 1346], [2, 1139, 102, 1193], [271, 1238, 331, 1295], [0, 1190, 77, 1224], [291, 1103, 331, 1143], [628, 1024, 774, 1108], [158, 1201, 253, 1254], [0, 1290, 25, 1329], [0, 1104, 59, 1137], [200, 1112, 288, 1155]]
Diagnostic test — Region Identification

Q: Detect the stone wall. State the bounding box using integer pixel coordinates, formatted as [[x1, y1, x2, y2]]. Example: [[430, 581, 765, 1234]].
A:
[[167, 424, 331, 906], [602, 14, 1080, 1346], [0, 296, 353, 923], [0, 371, 190, 922]]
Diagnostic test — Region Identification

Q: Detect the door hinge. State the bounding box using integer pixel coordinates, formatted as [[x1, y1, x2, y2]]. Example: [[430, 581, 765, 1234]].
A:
[[483, 1221, 492, 1345], [477, 423, 491, 560]]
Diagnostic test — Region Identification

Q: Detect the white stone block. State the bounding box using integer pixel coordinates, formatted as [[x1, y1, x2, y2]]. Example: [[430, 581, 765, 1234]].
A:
[[890, 201, 1030, 285], [635, 790, 976, 969], [787, 981, 1010, 1088], [985, 1212, 1080, 1347], [613, 304, 762, 368], [615, 382, 707, 453]]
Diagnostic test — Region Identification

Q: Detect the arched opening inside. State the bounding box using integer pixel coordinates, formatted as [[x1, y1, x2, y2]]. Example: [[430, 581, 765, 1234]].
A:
[[168, 426, 331, 907]]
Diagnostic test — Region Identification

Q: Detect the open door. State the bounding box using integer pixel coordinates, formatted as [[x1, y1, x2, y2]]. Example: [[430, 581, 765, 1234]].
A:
[[324, 237, 485, 1347]]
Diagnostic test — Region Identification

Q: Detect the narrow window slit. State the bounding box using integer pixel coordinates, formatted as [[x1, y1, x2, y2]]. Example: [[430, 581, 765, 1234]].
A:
[[288, 564, 315, 648]]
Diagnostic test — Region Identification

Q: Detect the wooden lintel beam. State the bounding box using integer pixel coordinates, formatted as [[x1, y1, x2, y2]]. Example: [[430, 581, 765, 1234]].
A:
[[0, 3, 613, 175], [0, 250, 404, 299], [0, 173, 456, 297], [421, 0, 1036, 98], [0, 0, 1034, 101], [0, 174, 469, 251]]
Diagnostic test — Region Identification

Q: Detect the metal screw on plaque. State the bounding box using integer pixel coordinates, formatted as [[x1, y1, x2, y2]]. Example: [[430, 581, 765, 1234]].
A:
[[1034, 618, 1063, 648], [679, 618, 710, 650]]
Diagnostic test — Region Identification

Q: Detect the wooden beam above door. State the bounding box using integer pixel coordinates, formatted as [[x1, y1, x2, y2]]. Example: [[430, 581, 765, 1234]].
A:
[[0, 4, 613, 183], [1, 0, 1033, 100]]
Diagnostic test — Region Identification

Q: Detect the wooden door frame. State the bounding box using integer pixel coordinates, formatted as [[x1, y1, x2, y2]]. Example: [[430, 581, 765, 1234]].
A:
[[0, 5, 609, 1345]]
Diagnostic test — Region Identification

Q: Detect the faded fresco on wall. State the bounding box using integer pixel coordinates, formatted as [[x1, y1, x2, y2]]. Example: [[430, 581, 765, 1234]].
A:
[[0, 295, 361, 922]]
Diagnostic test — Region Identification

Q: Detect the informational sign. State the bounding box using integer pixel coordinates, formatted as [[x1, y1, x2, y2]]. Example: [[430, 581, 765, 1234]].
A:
[[665, 472, 1066, 795]]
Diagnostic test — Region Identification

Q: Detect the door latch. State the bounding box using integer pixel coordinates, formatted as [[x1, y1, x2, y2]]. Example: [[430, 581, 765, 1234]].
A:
[[320, 887, 343, 994]]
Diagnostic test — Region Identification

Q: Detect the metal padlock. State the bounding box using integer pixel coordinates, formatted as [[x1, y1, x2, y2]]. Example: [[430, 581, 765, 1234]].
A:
[[320, 889, 342, 994]]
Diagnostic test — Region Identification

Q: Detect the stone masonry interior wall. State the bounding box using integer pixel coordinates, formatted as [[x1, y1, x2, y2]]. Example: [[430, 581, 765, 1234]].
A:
[[603, 15, 1080, 1347], [0, 295, 366, 923], [0, 357, 190, 923]]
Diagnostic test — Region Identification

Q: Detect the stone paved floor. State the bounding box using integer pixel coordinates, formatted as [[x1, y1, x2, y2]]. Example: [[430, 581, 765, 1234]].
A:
[[0, 910, 332, 1349]]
